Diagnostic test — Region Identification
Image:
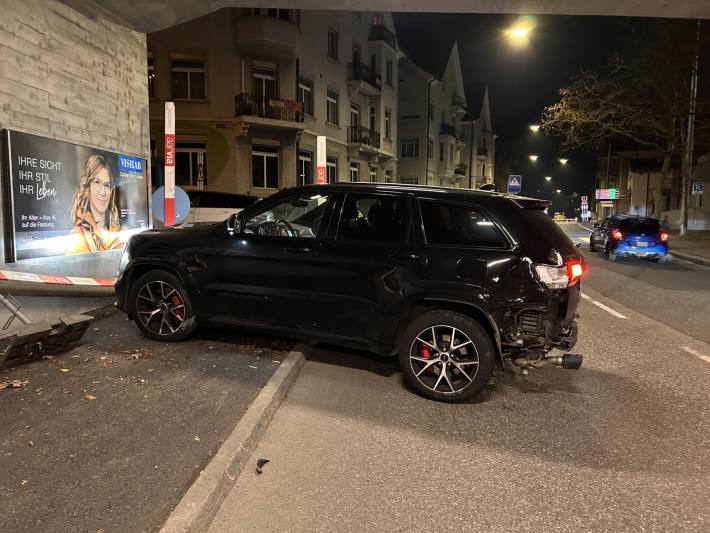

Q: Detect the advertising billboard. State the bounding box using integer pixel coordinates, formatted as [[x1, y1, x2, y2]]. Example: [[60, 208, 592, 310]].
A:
[[1, 130, 149, 262], [595, 188, 619, 200]]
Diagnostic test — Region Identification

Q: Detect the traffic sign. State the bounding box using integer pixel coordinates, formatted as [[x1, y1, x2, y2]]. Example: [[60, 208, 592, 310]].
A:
[[692, 181, 704, 196], [152, 186, 190, 224], [507, 175, 522, 194]]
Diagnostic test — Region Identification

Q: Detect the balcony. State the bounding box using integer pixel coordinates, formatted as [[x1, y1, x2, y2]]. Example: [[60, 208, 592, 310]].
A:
[[440, 123, 459, 137], [347, 62, 381, 96], [232, 11, 300, 59], [477, 147, 489, 160], [234, 93, 305, 135], [369, 24, 397, 50], [454, 162, 467, 176], [347, 126, 381, 155], [452, 94, 467, 116]]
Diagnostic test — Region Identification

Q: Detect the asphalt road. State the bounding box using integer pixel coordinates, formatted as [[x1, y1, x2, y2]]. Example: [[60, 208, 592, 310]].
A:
[[0, 307, 293, 533], [209, 235, 710, 532], [561, 222, 710, 344]]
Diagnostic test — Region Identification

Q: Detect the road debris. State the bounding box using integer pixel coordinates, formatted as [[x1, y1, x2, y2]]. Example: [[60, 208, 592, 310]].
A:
[[83, 390, 97, 401], [256, 458, 269, 474], [0, 379, 29, 390], [59, 368, 70, 373]]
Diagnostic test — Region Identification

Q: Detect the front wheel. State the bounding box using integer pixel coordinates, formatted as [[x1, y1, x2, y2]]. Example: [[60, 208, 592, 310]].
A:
[[129, 270, 197, 341], [398, 311, 495, 403]]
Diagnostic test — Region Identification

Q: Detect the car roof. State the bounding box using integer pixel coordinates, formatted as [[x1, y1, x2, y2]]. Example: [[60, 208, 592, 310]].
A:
[[283, 182, 550, 208]]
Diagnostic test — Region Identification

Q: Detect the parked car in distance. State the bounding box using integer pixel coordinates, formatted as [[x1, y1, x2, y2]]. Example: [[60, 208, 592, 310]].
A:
[[115, 183, 587, 403], [183, 190, 259, 224], [589, 215, 669, 262]]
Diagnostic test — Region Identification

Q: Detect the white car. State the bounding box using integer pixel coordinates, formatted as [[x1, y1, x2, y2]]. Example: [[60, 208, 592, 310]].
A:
[[183, 191, 259, 224]]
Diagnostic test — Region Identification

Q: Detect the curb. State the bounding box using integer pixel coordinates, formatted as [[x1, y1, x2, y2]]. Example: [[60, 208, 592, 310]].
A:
[[160, 343, 310, 533], [671, 250, 710, 268]]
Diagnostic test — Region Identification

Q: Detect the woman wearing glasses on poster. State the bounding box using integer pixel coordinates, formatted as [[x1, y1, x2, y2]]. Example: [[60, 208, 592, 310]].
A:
[[65, 154, 123, 255]]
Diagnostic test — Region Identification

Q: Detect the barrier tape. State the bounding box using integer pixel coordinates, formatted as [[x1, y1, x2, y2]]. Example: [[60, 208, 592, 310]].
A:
[[0, 270, 114, 286]]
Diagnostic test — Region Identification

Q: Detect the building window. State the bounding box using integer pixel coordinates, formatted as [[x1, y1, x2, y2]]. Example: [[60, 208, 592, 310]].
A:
[[175, 141, 207, 187], [299, 150, 312, 186], [427, 139, 434, 159], [148, 52, 155, 98], [244, 8, 293, 21], [439, 142, 445, 162], [171, 58, 206, 100], [350, 162, 360, 182], [350, 103, 360, 128], [327, 156, 338, 182], [384, 109, 391, 139], [327, 90, 339, 125], [385, 58, 393, 86], [400, 176, 418, 184], [385, 169, 393, 183], [252, 145, 279, 189], [400, 137, 419, 158], [328, 28, 339, 60], [369, 167, 377, 182], [449, 144, 454, 163], [298, 78, 314, 116]]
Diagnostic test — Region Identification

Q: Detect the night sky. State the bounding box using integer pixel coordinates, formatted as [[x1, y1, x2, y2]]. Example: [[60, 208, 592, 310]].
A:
[[393, 13, 635, 206]]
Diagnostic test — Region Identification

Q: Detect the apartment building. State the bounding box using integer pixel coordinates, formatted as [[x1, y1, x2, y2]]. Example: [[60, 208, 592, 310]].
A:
[[147, 9, 399, 196], [397, 42, 494, 188], [460, 86, 496, 188]]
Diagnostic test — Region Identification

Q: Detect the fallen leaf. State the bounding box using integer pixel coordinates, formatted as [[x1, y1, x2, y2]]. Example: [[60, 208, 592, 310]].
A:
[[59, 368, 70, 373], [147, 368, 154, 373], [0, 379, 29, 390], [256, 458, 270, 474], [41, 355, 54, 360], [83, 390, 97, 401], [20, 480, 28, 485], [100, 356, 108, 361], [136, 378, 146, 384], [193, 435, 200, 442], [28, 441, 33, 447]]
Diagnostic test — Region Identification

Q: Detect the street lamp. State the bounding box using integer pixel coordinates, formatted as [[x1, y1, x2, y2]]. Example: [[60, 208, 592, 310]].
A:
[[529, 124, 541, 133], [544, 176, 552, 182], [528, 154, 539, 162], [504, 18, 535, 47], [559, 158, 569, 165], [555, 189, 562, 194]]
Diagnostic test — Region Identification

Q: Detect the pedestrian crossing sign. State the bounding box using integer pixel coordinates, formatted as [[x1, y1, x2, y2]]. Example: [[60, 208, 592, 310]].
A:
[[507, 175, 522, 194]]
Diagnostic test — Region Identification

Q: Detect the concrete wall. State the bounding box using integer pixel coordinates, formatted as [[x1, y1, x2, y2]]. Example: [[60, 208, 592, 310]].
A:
[[0, 0, 149, 323]]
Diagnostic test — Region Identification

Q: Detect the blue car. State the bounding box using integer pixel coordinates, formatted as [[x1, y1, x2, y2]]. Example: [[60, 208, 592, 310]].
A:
[[589, 215, 669, 262]]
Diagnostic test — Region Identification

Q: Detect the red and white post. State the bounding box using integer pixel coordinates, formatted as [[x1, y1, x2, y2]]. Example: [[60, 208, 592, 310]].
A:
[[164, 102, 176, 226], [316, 135, 327, 184]]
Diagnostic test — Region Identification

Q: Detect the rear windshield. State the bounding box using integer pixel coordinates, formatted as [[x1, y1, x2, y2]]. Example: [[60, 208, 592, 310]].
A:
[[618, 219, 660, 234]]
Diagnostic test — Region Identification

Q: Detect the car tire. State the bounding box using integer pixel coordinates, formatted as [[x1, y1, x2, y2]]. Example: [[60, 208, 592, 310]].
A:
[[398, 310, 495, 403], [129, 270, 197, 342]]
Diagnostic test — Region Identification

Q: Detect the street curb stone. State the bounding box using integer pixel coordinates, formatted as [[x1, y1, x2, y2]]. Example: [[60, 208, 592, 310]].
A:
[[159, 343, 310, 533], [671, 250, 710, 268]]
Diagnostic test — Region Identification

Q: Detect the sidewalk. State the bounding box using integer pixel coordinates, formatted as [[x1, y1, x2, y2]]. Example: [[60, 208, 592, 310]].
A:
[[669, 230, 710, 267]]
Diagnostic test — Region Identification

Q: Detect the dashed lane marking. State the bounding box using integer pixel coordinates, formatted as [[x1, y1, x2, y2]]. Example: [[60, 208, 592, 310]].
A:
[[581, 293, 628, 319], [681, 346, 710, 365]]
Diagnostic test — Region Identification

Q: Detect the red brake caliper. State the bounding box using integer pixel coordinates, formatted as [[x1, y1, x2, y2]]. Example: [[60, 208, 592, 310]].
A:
[[171, 295, 183, 319], [420, 344, 435, 374]]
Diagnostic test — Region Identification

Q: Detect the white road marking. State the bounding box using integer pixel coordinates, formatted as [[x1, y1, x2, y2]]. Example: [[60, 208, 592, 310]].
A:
[[580, 293, 628, 319], [577, 222, 593, 232], [681, 346, 710, 365]]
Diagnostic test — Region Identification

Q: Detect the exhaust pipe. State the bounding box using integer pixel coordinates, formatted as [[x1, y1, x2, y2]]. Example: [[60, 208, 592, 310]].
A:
[[512, 352, 583, 372]]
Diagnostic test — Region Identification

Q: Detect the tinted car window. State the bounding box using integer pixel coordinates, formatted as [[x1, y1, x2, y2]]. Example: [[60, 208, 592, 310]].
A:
[[420, 200, 505, 247], [188, 191, 257, 209], [338, 194, 413, 243], [619, 218, 660, 234], [243, 193, 330, 238]]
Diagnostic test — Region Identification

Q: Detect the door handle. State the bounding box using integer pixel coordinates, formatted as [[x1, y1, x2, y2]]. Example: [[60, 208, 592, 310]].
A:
[[285, 247, 312, 254], [388, 252, 420, 261]]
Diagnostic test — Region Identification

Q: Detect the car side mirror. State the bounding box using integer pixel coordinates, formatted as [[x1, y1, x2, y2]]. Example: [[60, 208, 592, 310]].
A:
[[227, 213, 240, 235], [593, 223, 600, 228]]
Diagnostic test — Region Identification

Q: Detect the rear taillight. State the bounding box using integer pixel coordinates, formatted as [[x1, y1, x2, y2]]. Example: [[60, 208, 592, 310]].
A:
[[566, 259, 587, 285], [659, 230, 668, 242], [534, 259, 587, 289], [611, 229, 623, 240]]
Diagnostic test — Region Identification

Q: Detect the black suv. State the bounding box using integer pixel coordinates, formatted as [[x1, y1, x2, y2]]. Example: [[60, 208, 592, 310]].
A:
[[115, 183, 586, 402]]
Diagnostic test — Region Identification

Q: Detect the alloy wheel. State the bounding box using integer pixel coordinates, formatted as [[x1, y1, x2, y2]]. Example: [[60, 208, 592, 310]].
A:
[[409, 325, 479, 395], [135, 280, 186, 336]]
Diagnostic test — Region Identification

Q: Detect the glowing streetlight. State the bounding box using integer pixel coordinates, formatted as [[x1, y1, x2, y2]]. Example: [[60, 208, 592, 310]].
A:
[[528, 154, 539, 162], [529, 124, 541, 133], [504, 17, 535, 47], [555, 189, 562, 194], [544, 176, 552, 182], [559, 158, 569, 165]]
